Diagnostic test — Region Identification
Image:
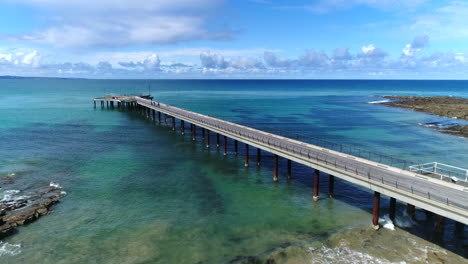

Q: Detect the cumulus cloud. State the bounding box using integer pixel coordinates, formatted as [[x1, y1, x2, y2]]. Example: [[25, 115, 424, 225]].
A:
[[0, 50, 42, 67], [119, 54, 161, 71], [200, 51, 264, 70], [402, 35, 429, 57], [12, 0, 233, 48]]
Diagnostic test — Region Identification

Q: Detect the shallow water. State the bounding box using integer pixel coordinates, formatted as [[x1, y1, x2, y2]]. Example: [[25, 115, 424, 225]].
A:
[[0, 79, 467, 263]]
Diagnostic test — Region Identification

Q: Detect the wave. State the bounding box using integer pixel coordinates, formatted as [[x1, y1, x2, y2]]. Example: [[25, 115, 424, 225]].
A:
[[368, 100, 390, 104], [0, 242, 21, 257], [308, 245, 396, 264]]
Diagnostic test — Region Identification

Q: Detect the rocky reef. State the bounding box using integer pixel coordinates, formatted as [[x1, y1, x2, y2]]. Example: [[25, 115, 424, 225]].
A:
[[382, 96, 468, 138], [0, 181, 65, 238]]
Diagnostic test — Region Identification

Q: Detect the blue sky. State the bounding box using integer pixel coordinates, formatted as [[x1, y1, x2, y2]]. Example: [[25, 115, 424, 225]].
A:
[[0, 0, 467, 79]]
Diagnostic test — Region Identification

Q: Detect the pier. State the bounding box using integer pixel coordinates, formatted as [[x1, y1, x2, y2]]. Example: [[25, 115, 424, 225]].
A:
[[94, 95, 468, 229]]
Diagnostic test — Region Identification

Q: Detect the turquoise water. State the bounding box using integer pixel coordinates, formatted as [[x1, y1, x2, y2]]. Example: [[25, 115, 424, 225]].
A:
[[0, 79, 467, 263]]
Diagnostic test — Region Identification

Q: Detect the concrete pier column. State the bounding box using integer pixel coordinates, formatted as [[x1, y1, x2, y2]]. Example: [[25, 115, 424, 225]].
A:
[[245, 144, 249, 167], [287, 160, 292, 180], [158, 112, 161, 123], [111, 101, 114, 109], [407, 204, 416, 219], [257, 148, 261, 166], [313, 169, 320, 201], [192, 125, 196, 141], [101, 101, 104, 108], [216, 133, 220, 147], [223, 136, 227, 156], [273, 154, 278, 182], [106, 101, 109, 108], [164, 114, 168, 125], [172, 117, 176, 131], [234, 140, 238, 155], [389, 197, 396, 223], [152, 109, 155, 121], [435, 215, 445, 234], [328, 175, 335, 198], [206, 130, 210, 148], [181, 120, 185, 135], [373, 191, 381, 230], [94, 101, 96, 108], [202, 128, 205, 139]]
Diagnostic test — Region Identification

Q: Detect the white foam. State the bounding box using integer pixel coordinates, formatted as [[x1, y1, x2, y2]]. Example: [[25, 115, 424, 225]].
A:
[[0, 242, 21, 257], [308, 245, 404, 264], [379, 215, 395, 231], [1, 190, 20, 202], [7, 173, 15, 177], [394, 211, 416, 228], [49, 182, 61, 189], [368, 100, 390, 104]]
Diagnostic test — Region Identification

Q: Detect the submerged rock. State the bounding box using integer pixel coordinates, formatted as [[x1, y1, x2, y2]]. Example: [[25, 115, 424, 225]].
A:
[[0, 184, 65, 238]]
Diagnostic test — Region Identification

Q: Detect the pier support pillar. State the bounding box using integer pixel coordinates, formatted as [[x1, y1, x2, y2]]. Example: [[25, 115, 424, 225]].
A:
[[273, 154, 279, 182], [164, 114, 168, 125], [106, 101, 109, 108], [152, 109, 155, 121], [158, 112, 161, 123], [245, 144, 249, 167], [373, 192, 381, 230], [192, 125, 196, 141], [181, 120, 185, 135], [313, 169, 320, 201], [328, 175, 334, 198], [94, 101, 96, 108], [216, 133, 220, 147], [287, 160, 292, 180], [111, 101, 114, 109], [206, 130, 210, 148], [389, 197, 396, 224], [202, 128, 205, 139], [407, 204, 416, 220], [234, 140, 238, 155], [172, 117, 176, 131], [223, 136, 227, 155], [257, 148, 261, 166], [435, 215, 445, 234]]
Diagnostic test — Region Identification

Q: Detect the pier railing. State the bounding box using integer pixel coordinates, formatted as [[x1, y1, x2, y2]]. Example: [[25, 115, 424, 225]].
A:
[[138, 98, 468, 211], [409, 162, 468, 183]]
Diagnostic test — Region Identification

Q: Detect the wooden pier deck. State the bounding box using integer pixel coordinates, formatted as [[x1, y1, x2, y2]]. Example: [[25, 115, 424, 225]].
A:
[[95, 95, 468, 228]]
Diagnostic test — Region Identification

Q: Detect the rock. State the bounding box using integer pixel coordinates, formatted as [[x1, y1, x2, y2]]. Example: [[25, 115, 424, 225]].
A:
[[382, 96, 468, 121], [0, 183, 65, 238]]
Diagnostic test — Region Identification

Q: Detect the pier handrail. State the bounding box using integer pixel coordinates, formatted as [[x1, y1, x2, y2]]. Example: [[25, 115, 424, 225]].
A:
[[136, 97, 468, 213]]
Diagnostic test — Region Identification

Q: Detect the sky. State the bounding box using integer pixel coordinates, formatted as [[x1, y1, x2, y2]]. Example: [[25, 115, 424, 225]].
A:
[[0, 0, 468, 79]]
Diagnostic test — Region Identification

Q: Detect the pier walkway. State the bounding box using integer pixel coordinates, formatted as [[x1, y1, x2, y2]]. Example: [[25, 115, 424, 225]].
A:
[[95, 95, 468, 228]]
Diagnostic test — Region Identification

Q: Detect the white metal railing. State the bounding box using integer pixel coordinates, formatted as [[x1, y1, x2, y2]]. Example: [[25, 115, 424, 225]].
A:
[[409, 162, 468, 183]]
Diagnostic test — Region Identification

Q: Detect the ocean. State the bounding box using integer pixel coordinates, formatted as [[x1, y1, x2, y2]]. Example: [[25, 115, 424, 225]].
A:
[[0, 79, 467, 263]]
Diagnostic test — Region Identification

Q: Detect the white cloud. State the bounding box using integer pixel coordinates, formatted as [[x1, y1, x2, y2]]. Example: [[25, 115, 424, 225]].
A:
[[200, 51, 264, 70], [119, 54, 161, 71], [0, 50, 42, 67], [12, 0, 232, 48]]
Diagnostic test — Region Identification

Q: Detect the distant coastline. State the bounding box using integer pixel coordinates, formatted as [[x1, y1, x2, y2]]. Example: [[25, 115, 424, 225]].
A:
[[381, 95, 468, 138]]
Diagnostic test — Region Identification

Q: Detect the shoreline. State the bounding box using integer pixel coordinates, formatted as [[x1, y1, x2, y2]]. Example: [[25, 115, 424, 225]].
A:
[[381, 96, 468, 138]]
